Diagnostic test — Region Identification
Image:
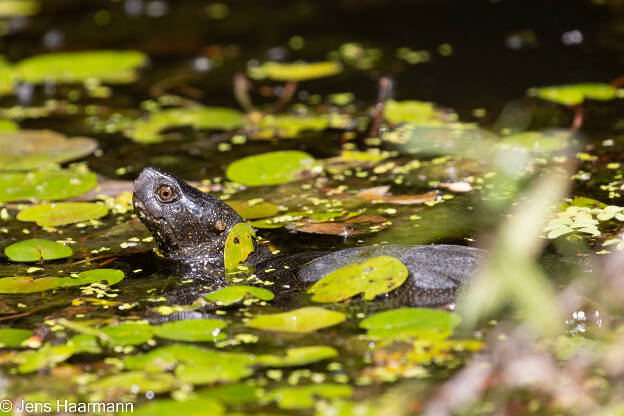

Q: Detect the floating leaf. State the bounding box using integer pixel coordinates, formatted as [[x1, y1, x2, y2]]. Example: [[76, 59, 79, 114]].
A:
[[0, 0, 39, 17], [224, 222, 255, 271], [4, 238, 73, 262], [226, 200, 279, 220], [356, 186, 438, 204], [259, 346, 338, 367], [130, 397, 224, 416], [127, 344, 260, 384], [530, 83, 617, 106], [0, 167, 97, 202], [17, 202, 108, 226], [0, 130, 97, 171], [13, 344, 75, 373], [0, 328, 32, 347], [205, 285, 274, 306], [89, 371, 175, 394], [288, 215, 389, 236], [384, 100, 442, 125], [100, 322, 154, 346], [12, 50, 148, 85], [359, 308, 462, 340], [0, 269, 124, 293], [248, 61, 343, 81], [154, 319, 228, 342], [0, 119, 18, 131], [500, 130, 569, 153], [226, 150, 319, 186], [127, 107, 244, 143], [246, 307, 346, 333], [308, 256, 408, 302], [67, 334, 102, 354], [265, 384, 353, 409], [196, 383, 262, 405], [256, 114, 329, 138]]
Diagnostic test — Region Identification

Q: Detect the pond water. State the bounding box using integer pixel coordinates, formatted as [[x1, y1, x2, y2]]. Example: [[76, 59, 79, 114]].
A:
[[0, 0, 623, 415]]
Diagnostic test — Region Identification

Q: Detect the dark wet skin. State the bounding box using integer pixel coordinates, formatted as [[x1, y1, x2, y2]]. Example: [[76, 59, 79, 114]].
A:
[[133, 167, 485, 306]]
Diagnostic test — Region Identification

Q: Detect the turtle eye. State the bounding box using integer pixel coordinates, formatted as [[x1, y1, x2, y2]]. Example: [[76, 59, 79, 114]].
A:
[[157, 185, 175, 202]]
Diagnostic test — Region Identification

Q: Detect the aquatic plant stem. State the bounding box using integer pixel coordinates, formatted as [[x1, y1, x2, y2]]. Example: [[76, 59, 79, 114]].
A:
[[369, 76, 391, 137], [233, 72, 254, 112], [571, 104, 584, 131]]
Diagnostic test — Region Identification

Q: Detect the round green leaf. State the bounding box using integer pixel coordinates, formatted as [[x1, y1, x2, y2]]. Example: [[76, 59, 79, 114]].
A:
[[0, 269, 124, 293], [129, 397, 224, 416], [226, 200, 280, 220], [248, 61, 343, 81], [384, 100, 442, 125], [531, 83, 617, 106], [0, 168, 97, 202], [246, 307, 346, 333], [258, 346, 338, 367], [308, 255, 409, 302], [205, 285, 274, 306], [500, 130, 569, 153], [224, 223, 256, 271], [89, 371, 175, 394], [265, 383, 353, 409], [226, 150, 319, 186], [359, 307, 462, 340], [0, 328, 32, 347], [128, 107, 244, 143], [154, 319, 228, 342], [0, 130, 97, 171], [257, 114, 329, 138], [17, 202, 109, 226], [0, 119, 18, 131], [13, 50, 148, 85], [4, 238, 73, 262], [100, 322, 154, 346]]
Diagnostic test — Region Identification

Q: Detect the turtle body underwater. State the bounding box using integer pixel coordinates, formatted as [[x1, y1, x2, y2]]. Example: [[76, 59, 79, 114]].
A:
[[133, 167, 485, 306]]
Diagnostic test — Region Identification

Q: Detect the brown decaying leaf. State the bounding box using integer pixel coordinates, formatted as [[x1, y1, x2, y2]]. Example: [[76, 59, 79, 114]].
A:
[[438, 181, 472, 192], [288, 215, 388, 236], [357, 186, 438, 205]]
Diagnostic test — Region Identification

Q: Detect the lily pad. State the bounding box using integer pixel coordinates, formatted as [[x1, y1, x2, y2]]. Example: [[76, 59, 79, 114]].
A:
[[127, 106, 244, 143], [246, 307, 346, 333], [0, 269, 124, 293], [0, 328, 32, 347], [265, 384, 353, 409], [0, 0, 39, 17], [384, 100, 442, 125], [226, 200, 279, 219], [0, 167, 97, 202], [89, 371, 175, 394], [154, 319, 228, 342], [259, 346, 338, 367], [12, 50, 148, 85], [308, 255, 408, 302], [248, 61, 343, 81], [100, 322, 154, 346], [257, 114, 329, 138], [500, 130, 570, 153], [127, 344, 261, 384], [17, 202, 109, 226], [530, 83, 617, 106], [13, 344, 75, 373], [205, 285, 274, 306], [0, 130, 97, 171], [224, 222, 256, 271], [359, 308, 462, 340], [4, 238, 73, 262], [0, 119, 18, 131], [130, 397, 224, 416], [226, 150, 319, 186]]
